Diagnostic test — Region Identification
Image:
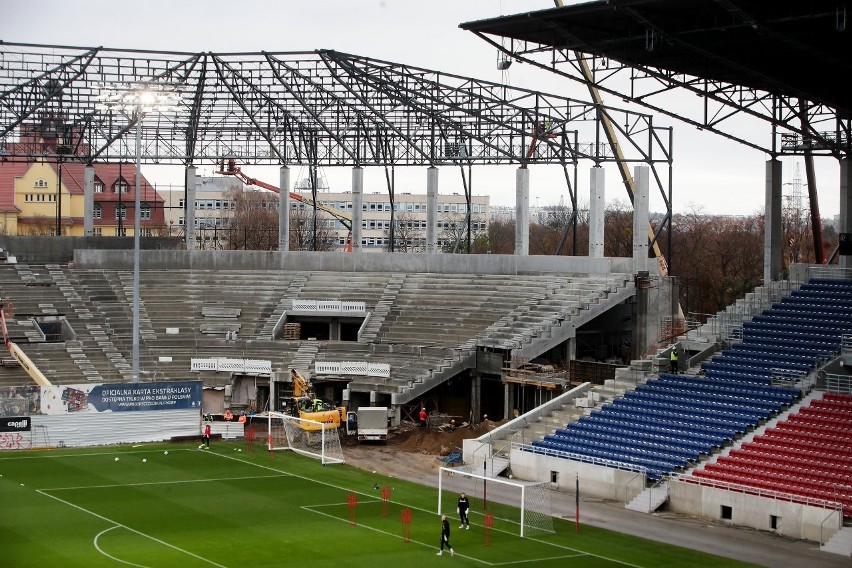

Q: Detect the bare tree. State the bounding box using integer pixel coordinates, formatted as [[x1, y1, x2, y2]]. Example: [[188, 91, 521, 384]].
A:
[[384, 211, 424, 252], [484, 218, 515, 254], [290, 207, 337, 251], [20, 215, 56, 236], [604, 199, 633, 258], [439, 210, 486, 253], [225, 188, 279, 250]]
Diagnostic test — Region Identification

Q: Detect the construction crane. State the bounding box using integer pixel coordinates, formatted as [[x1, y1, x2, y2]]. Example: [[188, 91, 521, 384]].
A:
[[552, 0, 669, 277], [217, 159, 353, 252], [0, 300, 52, 387]]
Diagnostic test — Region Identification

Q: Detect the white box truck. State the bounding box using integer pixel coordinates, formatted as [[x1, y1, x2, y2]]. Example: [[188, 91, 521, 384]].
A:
[[356, 406, 389, 442]]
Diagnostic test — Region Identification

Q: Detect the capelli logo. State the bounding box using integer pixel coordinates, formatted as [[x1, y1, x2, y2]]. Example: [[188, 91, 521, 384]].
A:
[[1, 417, 30, 431]]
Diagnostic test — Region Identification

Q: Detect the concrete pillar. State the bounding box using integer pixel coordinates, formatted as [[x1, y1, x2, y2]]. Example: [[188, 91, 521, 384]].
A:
[[351, 167, 363, 253], [515, 167, 530, 255], [840, 157, 851, 270], [470, 372, 481, 425], [83, 165, 94, 236], [426, 167, 438, 253], [632, 165, 650, 274], [184, 166, 197, 250], [589, 166, 605, 257], [764, 159, 783, 283], [503, 382, 511, 421], [278, 166, 290, 252], [566, 336, 577, 360]]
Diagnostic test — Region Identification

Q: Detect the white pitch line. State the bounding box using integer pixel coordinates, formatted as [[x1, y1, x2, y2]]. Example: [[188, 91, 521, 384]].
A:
[[301, 503, 583, 566], [94, 526, 151, 568], [37, 489, 228, 568], [19, 447, 646, 568], [42, 473, 286, 492], [214, 451, 651, 568]]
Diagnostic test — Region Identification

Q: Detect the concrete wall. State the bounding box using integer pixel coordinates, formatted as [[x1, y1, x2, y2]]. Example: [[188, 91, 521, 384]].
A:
[[0, 236, 183, 264], [73, 249, 636, 275], [73, 249, 644, 276], [13, 408, 200, 449], [669, 478, 843, 542], [508, 447, 644, 503]]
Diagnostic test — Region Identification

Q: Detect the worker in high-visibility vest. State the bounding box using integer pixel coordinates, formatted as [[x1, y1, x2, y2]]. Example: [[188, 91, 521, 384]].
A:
[[670, 349, 679, 374]]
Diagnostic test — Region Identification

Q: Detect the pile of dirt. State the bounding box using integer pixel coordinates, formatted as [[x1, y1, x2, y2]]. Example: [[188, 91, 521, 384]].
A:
[[341, 417, 508, 484], [387, 419, 504, 456]]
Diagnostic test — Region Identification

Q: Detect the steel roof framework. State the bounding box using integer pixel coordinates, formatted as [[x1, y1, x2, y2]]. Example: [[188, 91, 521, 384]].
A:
[[0, 42, 682, 257], [461, 3, 851, 159], [0, 43, 672, 170]]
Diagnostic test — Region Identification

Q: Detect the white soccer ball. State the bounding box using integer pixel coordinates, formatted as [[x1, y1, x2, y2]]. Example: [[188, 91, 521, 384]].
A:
[[114, 457, 119, 462], [198, 445, 204, 449], [142, 459, 147, 463], [508, 474, 513, 479], [372, 470, 377, 474], [164, 451, 169, 456]]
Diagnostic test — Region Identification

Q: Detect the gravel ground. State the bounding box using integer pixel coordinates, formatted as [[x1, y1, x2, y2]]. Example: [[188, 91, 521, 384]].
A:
[[341, 422, 851, 568]]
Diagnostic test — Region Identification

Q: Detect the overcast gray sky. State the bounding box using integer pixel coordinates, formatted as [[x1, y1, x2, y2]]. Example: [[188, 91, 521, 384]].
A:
[[1, 0, 842, 219]]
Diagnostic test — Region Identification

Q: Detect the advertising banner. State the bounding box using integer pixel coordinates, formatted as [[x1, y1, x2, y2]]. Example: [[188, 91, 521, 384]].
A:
[[40, 381, 202, 414]]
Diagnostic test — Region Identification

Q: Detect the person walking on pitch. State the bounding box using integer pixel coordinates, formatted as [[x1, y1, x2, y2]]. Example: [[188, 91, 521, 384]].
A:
[[437, 515, 454, 556]]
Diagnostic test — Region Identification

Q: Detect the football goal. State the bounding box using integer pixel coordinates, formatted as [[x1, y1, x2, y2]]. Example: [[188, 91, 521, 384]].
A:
[[267, 411, 345, 465], [438, 466, 554, 537]]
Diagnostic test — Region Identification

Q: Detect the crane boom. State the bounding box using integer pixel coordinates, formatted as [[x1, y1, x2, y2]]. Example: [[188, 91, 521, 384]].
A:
[[552, 0, 669, 277], [0, 301, 52, 387], [218, 160, 354, 251]]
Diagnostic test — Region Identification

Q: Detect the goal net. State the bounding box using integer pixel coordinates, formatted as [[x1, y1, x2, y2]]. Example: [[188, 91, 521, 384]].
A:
[[267, 411, 345, 465], [438, 466, 554, 537]]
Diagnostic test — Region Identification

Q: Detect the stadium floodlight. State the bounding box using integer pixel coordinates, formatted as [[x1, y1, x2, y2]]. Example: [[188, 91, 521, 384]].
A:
[[267, 411, 345, 465], [438, 466, 554, 538], [97, 83, 183, 383]]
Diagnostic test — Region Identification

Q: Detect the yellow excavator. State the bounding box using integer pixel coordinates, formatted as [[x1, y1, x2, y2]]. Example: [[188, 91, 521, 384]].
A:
[[285, 368, 345, 431], [0, 299, 52, 387]]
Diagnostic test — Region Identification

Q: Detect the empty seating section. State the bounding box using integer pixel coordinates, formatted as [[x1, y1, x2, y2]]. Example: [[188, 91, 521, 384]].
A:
[[527, 278, 852, 482], [377, 273, 567, 347], [0, 264, 632, 398], [293, 271, 391, 306], [689, 393, 852, 516], [526, 358, 806, 480], [705, 278, 852, 383]]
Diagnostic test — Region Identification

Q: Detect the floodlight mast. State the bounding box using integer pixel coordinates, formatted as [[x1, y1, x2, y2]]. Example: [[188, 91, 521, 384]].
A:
[[97, 84, 182, 383]]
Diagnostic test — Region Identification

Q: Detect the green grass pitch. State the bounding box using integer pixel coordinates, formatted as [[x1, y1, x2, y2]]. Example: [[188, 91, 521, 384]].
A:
[[0, 440, 760, 567]]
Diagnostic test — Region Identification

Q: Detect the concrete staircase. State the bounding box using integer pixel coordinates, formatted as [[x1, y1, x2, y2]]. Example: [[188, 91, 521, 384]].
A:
[[821, 525, 852, 557], [626, 481, 669, 513], [358, 273, 405, 342], [260, 272, 308, 340], [480, 456, 510, 478]]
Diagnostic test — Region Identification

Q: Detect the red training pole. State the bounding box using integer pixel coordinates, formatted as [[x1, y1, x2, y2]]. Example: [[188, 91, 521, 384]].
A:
[[401, 508, 412, 543], [348, 492, 358, 525]]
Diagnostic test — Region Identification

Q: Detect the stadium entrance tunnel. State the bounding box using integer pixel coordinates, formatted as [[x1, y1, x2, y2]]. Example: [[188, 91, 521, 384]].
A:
[[276, 315, 364, 341], [31, 314, 76, 343]]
